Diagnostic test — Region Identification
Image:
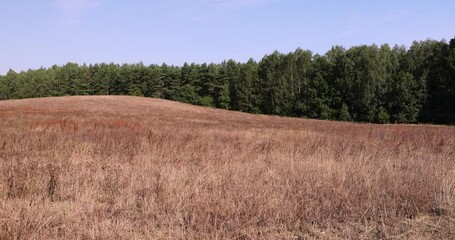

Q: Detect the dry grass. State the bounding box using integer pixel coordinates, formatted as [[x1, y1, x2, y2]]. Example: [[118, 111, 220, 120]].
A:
[[0, 96, 454, 239]]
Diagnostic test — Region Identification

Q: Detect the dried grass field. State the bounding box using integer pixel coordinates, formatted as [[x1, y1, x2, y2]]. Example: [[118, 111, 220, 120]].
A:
[[0, 96, 454, 239]]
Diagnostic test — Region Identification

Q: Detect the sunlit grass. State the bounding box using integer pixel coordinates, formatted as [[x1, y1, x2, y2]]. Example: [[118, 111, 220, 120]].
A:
[[0, 96, 454, 239]]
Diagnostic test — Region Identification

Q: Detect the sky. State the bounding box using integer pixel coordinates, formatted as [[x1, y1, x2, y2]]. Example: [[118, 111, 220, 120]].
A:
[[1, 0, 454, 75]]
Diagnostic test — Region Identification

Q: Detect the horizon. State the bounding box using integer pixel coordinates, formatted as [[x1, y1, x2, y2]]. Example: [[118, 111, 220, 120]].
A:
[[1, 0, 455, 75], [1, 36, 452, 74]]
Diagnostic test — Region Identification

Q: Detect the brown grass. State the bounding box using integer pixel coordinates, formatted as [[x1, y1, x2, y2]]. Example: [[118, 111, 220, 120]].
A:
[[0, 96, 454, 239]]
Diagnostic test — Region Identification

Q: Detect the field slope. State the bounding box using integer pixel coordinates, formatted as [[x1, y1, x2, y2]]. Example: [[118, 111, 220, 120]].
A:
[[0, 96, 454, 239]]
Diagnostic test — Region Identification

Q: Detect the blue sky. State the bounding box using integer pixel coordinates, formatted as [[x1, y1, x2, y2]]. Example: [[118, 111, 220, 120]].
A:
[[1, 0, 454, 74]]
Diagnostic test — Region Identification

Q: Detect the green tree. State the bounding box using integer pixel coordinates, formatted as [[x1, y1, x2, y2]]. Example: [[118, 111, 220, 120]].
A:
[[0, 75, 6, 99], [1, 70, 19, 99], [339, 103, 352, 121], [386, 72, 423, 123], [198, 63, 218, 107], [218, 84, 230, 109], [407, 39, 446, 123], [233, 58, 260, 112], [175, 84, 200, 105], [445, 37, 455, 123], [295, 55, 333, 119], [332, 45, 388, 122], [259, 51, 292, 115], [143, 65, 164, 98], [89, 63, 111, 95], [218, 60, 238, 109]]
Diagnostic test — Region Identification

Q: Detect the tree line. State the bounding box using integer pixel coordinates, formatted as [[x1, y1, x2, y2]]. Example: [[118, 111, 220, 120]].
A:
[[1, 37, 454, 124]]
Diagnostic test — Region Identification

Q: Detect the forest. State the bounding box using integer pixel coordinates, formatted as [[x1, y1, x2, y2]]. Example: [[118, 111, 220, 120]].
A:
[[1, 37, 454, 124]]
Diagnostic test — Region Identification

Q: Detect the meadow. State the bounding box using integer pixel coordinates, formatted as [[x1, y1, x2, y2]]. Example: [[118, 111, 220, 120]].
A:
[[0, 96, 454, 239]]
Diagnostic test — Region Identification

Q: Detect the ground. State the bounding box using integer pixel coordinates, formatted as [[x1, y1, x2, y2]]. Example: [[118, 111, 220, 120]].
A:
[[0, 96, 454, 239]]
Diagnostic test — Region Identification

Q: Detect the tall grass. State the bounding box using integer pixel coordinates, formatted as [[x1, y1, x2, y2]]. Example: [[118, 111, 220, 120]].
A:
[[0, 96, 454, 239]]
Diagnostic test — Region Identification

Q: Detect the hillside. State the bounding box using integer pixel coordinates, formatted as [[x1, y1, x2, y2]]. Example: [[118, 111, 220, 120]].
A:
[[0, 96, 454, 239], [2, 37, 455, 124]]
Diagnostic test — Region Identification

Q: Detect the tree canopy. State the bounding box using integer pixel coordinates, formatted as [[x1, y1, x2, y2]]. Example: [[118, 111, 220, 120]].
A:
[[1, 37, 454, 124]]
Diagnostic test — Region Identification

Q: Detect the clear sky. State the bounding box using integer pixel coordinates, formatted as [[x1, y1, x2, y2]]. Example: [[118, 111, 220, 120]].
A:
[[1, 0, 454, 74]]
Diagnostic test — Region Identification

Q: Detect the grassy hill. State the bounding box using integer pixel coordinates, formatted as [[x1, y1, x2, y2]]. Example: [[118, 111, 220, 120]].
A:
[[0, 96, 454, 239]]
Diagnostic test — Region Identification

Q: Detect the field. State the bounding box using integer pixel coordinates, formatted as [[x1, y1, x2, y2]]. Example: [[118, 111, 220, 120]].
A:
[[0, 96, 454, 239]]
